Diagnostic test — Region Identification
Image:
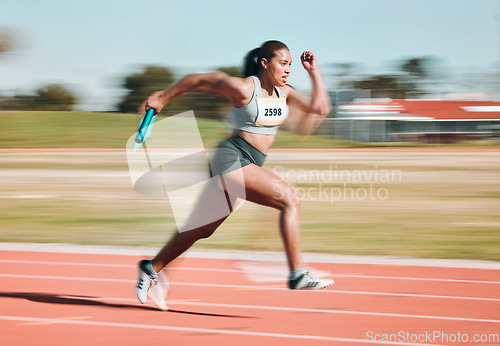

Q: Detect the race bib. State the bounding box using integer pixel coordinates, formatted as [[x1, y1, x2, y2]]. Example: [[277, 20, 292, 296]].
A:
[[255, 98, 289, 126]]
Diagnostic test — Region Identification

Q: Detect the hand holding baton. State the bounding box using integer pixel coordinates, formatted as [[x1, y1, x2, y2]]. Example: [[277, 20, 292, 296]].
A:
[[133, 108, 158, 154], [135, 108, 157, 144]]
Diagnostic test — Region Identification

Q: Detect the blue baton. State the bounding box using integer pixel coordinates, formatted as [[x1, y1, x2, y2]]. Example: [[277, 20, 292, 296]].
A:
[[135, 108, 157, 144]]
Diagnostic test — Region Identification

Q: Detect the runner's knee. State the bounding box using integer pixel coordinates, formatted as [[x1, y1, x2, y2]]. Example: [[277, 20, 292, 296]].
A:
[[275, 184, 301, 211], [287, 186, 301, 210]]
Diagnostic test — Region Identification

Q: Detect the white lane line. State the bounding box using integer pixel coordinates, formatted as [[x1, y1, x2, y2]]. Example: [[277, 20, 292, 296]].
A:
[[0, 259, 132, 268], [0, 273, 131, 283], [1, 259, 499, 285], [332, 273, 500, 285], [462, 106, 500, 112], [173, 302, 500, 324], [169, 302, 500, 324], [0, 315, 447, 345], [1, 242, 500, 269], [1, 275, 499, 324], [0, 260, 240, 273], [1, 273, 500, 302], [16, 316, 91, 326], [51, 295, 500, 325]]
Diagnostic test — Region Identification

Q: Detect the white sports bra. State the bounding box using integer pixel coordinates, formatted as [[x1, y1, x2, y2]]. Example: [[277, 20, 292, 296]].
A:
[[231, 76, 289, 135]]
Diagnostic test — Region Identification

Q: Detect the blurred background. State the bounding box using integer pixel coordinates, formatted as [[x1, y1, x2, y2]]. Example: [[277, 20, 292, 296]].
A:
[[0, 0, 499, 261]]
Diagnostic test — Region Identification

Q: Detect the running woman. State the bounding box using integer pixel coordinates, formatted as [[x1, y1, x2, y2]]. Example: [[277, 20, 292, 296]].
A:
[[136, 40, 334, 310]]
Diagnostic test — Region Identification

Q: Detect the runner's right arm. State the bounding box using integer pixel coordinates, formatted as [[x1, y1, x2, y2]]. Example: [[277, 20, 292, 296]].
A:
[[145, 72, 252, 113]]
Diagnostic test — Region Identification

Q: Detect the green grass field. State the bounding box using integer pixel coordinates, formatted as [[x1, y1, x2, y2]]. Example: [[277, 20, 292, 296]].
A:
[[1, 111, 499, 261], [0, 110, 346, 149], [2, 111, 499, 150]]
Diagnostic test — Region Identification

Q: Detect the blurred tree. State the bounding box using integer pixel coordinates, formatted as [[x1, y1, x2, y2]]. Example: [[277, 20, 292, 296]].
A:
[[0, 29, 13, 54], [217, 66, 243, 78], [353, 75, 416, 99], [117, 66, 175, 114], [399, 56, 440, 98], [175, 66, 243, 119], [117, 65, 243, 119], [401, 58, 429, 78], [34, 84, 77, 111], [329, 62, 360, 89], [0, 85, 76, 111], [0, 94, 36, 110]]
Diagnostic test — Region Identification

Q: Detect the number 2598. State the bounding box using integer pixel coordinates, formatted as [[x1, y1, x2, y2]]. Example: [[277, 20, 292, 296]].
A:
[[264, 108, 282, 116]]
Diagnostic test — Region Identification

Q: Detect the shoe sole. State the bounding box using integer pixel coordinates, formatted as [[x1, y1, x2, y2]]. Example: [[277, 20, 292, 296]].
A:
[[293, 279, 334, 290]]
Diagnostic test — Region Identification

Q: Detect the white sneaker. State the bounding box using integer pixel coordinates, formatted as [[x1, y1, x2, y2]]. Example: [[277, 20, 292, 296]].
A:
[[136, 260, 169, 311], [288, 268, 334, 290], [149, 271, 169, 311]]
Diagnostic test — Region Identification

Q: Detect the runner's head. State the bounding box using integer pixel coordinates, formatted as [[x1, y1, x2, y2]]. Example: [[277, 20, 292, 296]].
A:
[[243, 40, 291, 87]]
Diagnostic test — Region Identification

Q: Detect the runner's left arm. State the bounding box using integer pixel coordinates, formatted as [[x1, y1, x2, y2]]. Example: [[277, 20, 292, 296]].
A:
[[285, 51, 331, 135]]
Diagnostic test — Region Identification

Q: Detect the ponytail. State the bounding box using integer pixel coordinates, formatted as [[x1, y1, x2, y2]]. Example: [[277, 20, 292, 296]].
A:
[[243, 40, 289, 78], [243, 48, 261, 78]]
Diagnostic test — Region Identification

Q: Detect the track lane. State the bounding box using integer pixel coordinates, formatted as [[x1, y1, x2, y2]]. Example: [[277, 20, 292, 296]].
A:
[[1, 247, 499, 345]]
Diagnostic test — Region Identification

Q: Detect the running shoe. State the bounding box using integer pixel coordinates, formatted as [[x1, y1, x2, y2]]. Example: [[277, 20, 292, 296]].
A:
[[288, 268, 334, 290], [136, 260, 169, 311]]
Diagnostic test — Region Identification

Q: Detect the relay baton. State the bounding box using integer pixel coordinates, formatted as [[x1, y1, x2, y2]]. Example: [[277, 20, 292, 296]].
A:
[[135, 108, 157, 144]]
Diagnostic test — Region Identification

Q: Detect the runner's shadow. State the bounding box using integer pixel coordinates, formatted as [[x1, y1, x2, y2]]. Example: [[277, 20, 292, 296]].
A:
[[0, 292, 251, 318], [0, 291, 158, 311]]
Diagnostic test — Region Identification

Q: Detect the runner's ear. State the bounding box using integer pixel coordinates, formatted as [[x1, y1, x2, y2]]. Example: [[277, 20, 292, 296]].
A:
[[260, 58, 268, 70]]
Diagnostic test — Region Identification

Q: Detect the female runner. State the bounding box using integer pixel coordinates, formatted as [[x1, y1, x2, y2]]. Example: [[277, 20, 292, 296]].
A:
[[136, 40, 333, 310]]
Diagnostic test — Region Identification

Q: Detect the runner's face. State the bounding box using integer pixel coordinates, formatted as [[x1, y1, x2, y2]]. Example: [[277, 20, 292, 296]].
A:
[[264, 49, 291, 87]]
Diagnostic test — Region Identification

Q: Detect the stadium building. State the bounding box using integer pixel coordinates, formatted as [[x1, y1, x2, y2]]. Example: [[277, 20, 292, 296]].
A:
[[321, 98, 500, 143]]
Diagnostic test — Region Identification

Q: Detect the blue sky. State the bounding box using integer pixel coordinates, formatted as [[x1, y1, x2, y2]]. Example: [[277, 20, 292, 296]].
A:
[[0, 0, 498, 110]]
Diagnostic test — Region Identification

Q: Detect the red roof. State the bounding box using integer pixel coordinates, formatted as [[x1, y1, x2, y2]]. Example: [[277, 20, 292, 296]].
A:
[[338, 99, 500, 120], [393, 100, 500, 120]]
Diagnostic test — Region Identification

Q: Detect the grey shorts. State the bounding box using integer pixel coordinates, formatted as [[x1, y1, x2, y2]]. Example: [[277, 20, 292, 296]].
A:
[[210, 134, 267, 177]]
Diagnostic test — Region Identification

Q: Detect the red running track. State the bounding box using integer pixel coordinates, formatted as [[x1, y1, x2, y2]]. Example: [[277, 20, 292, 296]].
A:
[[0, 246, 499, 346]]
